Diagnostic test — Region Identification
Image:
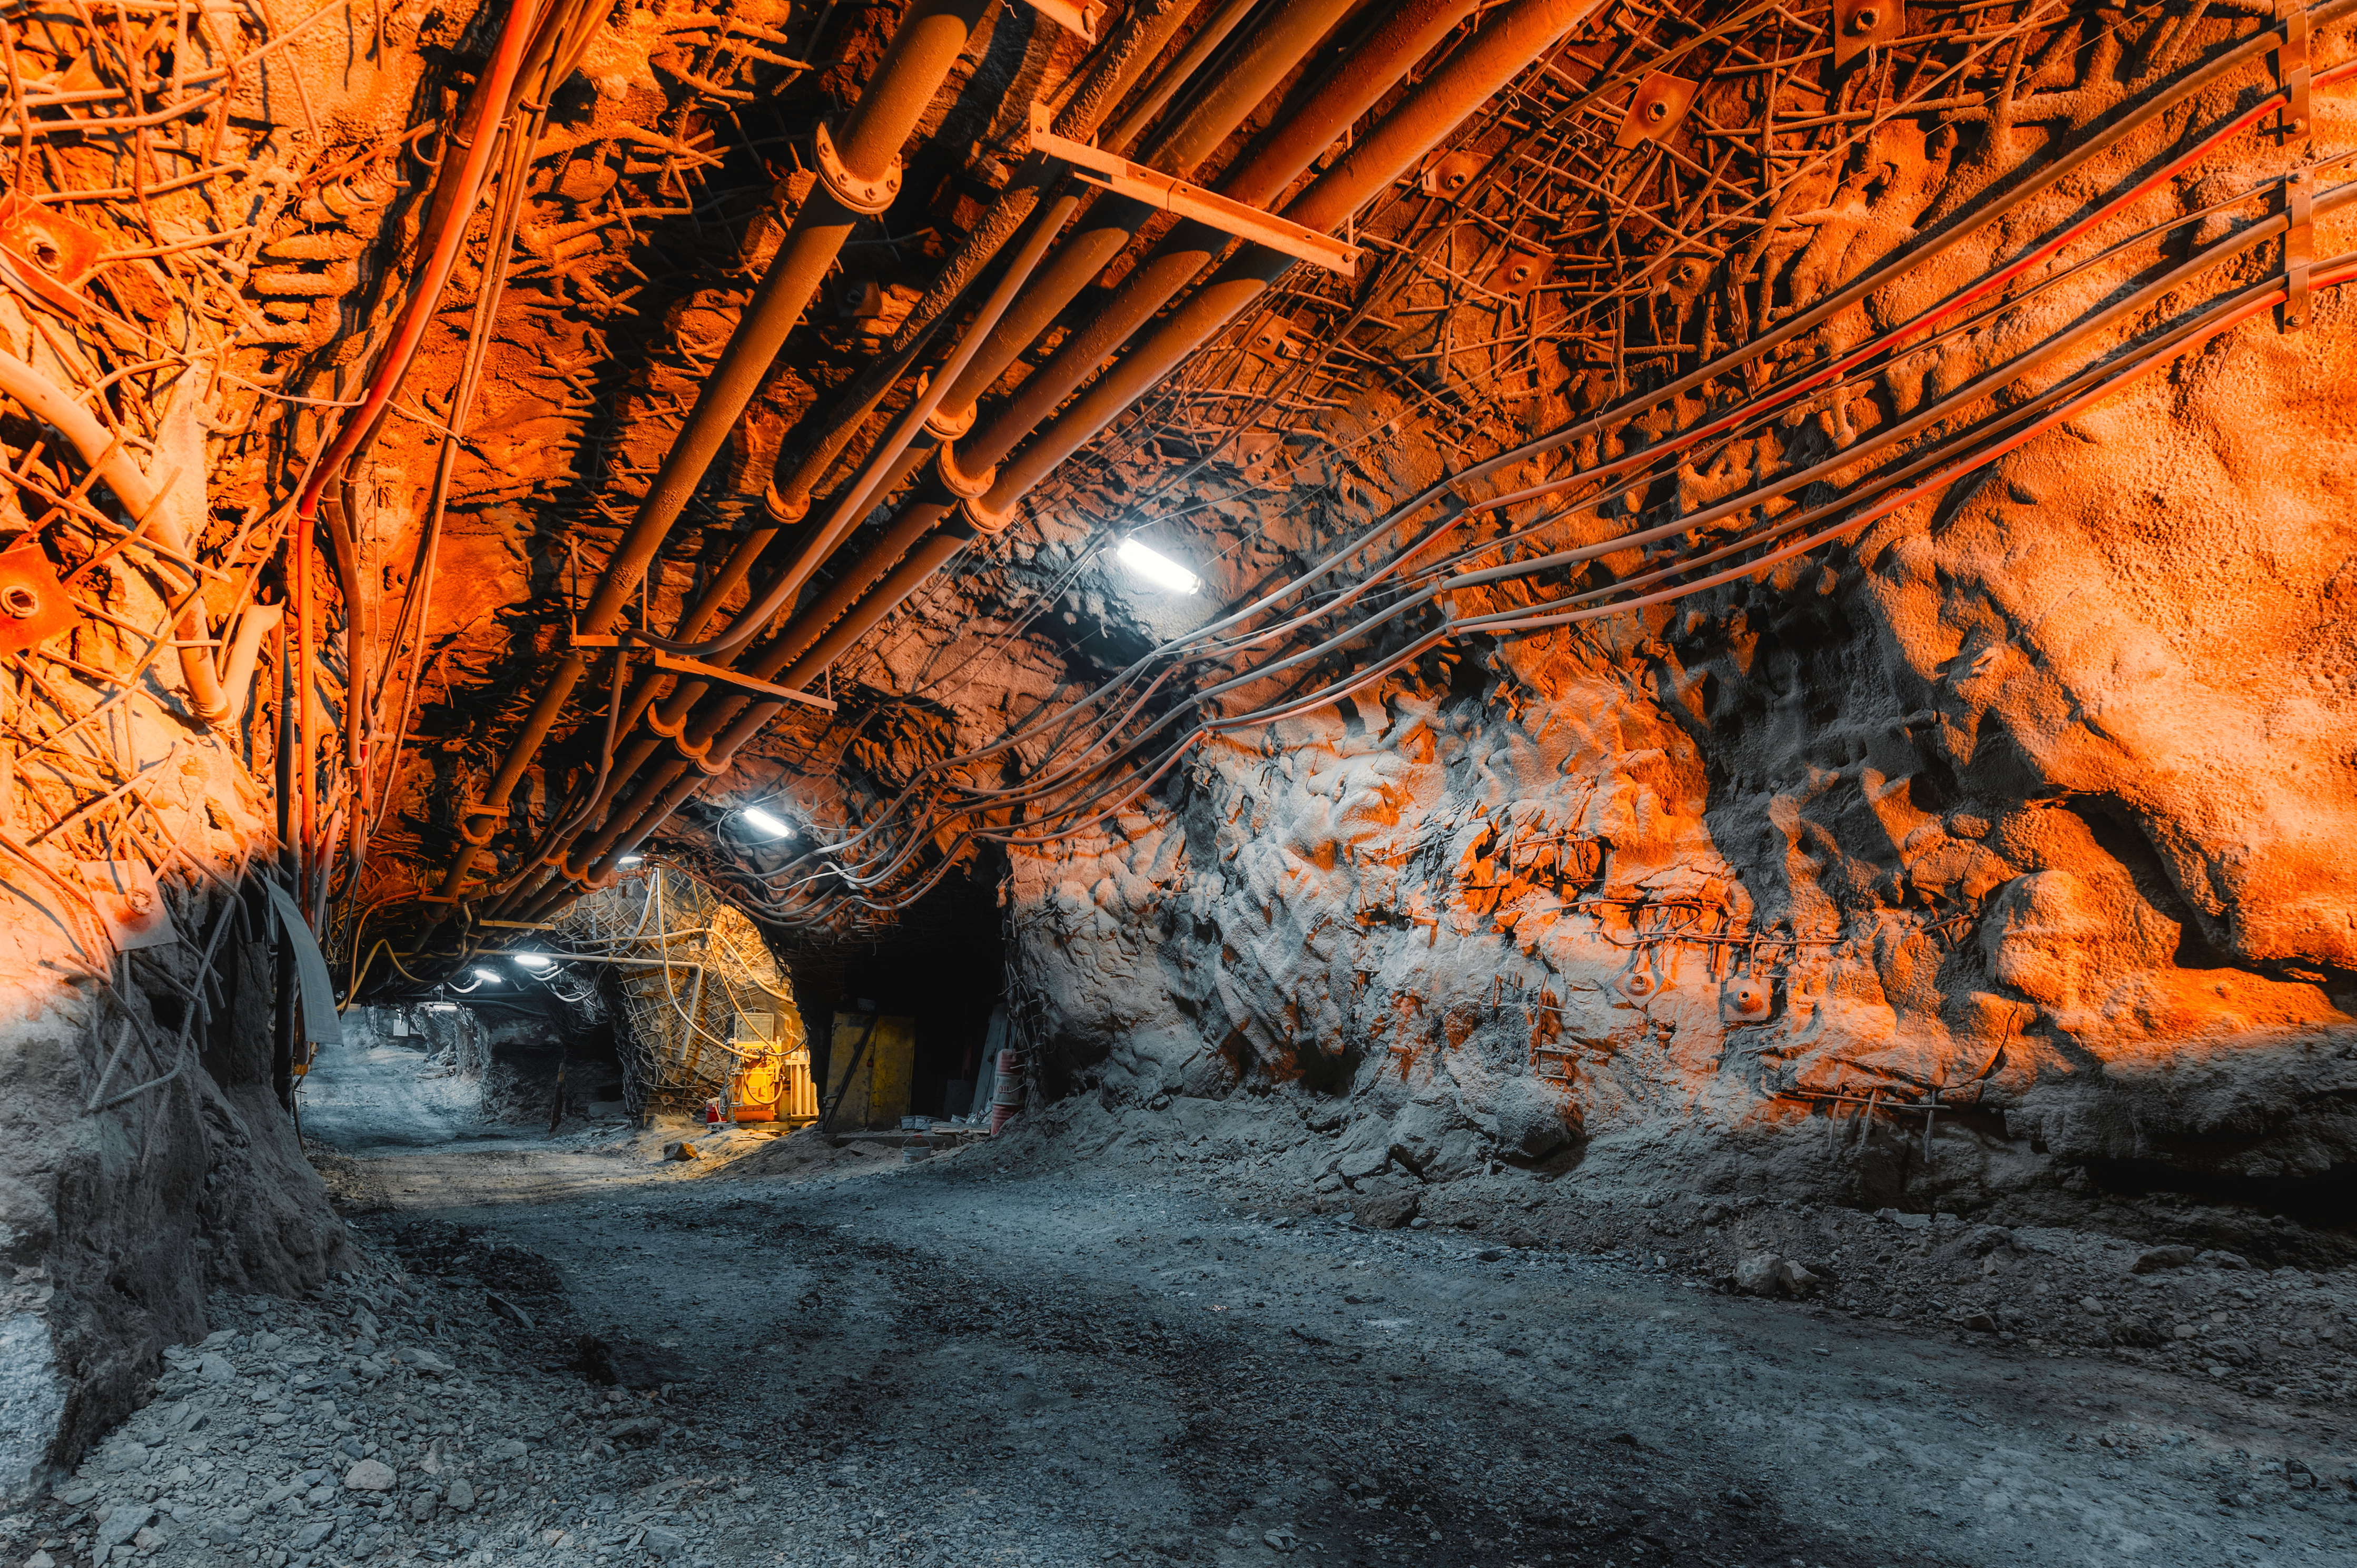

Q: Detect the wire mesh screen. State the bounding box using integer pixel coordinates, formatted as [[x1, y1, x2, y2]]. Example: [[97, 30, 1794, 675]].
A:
[[547, 872, 803, 1118]]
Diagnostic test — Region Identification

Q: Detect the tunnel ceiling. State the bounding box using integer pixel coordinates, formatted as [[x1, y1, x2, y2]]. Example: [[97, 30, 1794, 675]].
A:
[[0, 0, 2348, 988]]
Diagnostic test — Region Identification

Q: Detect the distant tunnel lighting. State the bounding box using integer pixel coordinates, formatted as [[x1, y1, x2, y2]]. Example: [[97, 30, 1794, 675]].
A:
[[472, 969, 500, 985], [1117, 538, 1199, 595], [738, 806, 793, 839]]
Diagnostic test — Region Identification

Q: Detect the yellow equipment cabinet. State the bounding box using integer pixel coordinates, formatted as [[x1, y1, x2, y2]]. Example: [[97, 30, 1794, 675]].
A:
[[825, 1013, 914, 1129]]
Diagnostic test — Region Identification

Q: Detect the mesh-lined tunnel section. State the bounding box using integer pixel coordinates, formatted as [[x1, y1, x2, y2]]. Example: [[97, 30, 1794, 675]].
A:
[[541, 873, 802, 1120]]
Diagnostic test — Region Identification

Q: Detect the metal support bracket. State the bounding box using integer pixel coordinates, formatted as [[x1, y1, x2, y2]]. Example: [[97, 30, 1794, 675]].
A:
[[1025, 103, 1358, 277], [812, 120, 903, 216], [1018, 0, 1103, 41], [1614, 73, 1698, 149], [650, 650, 838, 712], [571, 633, 622, 648], [1832, 0, 1906, 70], [2276, 0, 2312, 137], [2283, 169, 2313, 331]]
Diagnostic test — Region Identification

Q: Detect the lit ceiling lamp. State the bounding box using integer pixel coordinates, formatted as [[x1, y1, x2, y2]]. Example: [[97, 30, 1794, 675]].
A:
[[514, 953, 556, 973], [617, 854, 644, 867], [738, 805, 793, 839], [472, 968, 500, 985], [1117, 537, 1200, 594]]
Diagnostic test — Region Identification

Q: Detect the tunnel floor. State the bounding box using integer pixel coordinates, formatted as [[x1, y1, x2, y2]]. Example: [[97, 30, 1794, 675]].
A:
[[16, 1108, 2356, 1568]]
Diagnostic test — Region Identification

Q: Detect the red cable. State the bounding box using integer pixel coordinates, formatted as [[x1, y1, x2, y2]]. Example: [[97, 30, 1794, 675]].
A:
[[293, 0, 543, 530]]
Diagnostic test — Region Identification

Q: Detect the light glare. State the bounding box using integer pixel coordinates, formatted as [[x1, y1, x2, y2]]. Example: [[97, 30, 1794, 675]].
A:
[[1117, 538, 1199, 594], [472, 968, 500, 985], [739, 806, 792, 839]]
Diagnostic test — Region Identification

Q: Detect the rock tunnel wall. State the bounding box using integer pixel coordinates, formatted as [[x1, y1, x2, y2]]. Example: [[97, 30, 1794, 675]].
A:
[[995, 230, 2357, 1225], [0, 880, 355, 1505]]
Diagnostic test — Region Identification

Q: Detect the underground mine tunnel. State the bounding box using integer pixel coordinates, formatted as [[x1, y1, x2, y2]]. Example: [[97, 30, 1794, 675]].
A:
[[3, 0, 2357, 1565]]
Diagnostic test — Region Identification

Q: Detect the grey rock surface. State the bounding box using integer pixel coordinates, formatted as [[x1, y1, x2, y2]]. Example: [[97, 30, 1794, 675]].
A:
[[9, 1119, 2349, 1568]]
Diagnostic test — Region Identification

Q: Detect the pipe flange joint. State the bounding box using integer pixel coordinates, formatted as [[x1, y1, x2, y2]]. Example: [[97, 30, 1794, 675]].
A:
[[960, 491, 1015, 534], [764, 484, 811, 525], [933, 440, 997, 501], [924, 400, 977, 440], [813, 121, 902, 216]]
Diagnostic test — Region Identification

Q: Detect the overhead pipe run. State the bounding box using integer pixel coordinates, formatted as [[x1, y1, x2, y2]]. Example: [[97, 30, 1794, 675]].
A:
[[748, 0, 1485, 690], [762, 0, 1207, 526], [498, 0, 1389, 901], [474, 1, 1218, 929], [425, 0, 999, 911], [718, 0, 1364, 647], [566, 3, 2357, 931], [558, 0, 1605, 890], [531, 0, 1480, 884]]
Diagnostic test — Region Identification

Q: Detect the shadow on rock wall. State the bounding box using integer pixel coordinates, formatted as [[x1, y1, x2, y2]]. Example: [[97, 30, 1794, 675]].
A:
[[1000, 317, 2357, 1231]]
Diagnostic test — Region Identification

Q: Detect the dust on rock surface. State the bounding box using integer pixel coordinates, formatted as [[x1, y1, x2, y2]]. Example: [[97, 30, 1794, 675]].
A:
[[7, 1106, 2354, 1568]]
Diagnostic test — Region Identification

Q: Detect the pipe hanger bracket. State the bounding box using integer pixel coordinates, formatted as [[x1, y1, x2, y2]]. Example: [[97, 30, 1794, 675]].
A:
[[1025, 102, 1359, 277], [650, 650, 839, 713], [1018, 0, 1104, 41], [1832, 0, 1906, 71], [2283, 168, 2312, 332], [2275, 0, 2312, 137]]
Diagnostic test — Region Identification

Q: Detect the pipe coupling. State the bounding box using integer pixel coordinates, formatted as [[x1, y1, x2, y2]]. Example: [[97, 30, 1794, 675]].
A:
[[764, 484, 811, 524], [672, 728, 715, 768], [813, 121, 903, 216], [924, 399, 976, 439], [960, 490, 1015, 534], [932, 440, 997, 501]]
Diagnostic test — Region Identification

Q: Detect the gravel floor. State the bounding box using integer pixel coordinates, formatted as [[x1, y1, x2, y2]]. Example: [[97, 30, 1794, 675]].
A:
[[6, 1092, 2355, 1568]]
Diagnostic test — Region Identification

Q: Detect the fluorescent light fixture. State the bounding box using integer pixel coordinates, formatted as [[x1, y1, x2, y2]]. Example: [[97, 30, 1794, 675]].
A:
[[472, 968, 500, 985], [617, 854, 644, 866], [1117, 537, 1199, 594], [514, 953, 555, 972], [738, 806, 792, 839]]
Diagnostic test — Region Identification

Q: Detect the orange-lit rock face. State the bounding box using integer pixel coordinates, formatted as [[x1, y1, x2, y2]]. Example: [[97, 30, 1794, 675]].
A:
[[995, 284, 2357, 1198], [6, 7, 2357, 1414]]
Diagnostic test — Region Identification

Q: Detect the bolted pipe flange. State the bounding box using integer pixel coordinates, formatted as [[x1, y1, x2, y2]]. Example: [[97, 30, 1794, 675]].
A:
[[932, 440, 997, 501], [959, 491, 1015, 534], [764, 484, 812, 525], [924, 399, 976, 439], [812, 120, 903, 216]]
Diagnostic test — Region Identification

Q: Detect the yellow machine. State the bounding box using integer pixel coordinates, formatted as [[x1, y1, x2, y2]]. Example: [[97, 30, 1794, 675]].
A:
[[726, 1012, 817, 1124]]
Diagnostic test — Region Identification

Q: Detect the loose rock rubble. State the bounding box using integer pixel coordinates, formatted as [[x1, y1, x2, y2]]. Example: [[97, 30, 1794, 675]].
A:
[[7, 1098, 2355, 1568]]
